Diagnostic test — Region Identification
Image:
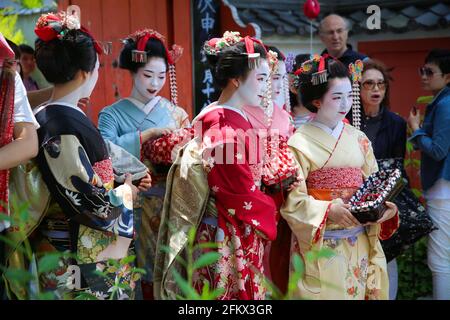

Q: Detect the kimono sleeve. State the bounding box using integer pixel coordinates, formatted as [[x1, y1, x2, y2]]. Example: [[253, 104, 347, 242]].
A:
[[98, 110, 141, 158], [204, 142, 277, 241], [280, 145, 332, 250], [40, 134, 134, 238]]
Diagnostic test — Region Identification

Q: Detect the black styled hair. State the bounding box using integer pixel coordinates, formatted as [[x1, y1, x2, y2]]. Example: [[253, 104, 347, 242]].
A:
[[290, 54, 311, 109], [119, 37, 168, 73], [298, 57, 350, 113], [206, 41, 267, 89], [35, 29, 97, 84], [19, 44, 35, 55], [266, 45, 285, 61], [425, 48, 450, 75]]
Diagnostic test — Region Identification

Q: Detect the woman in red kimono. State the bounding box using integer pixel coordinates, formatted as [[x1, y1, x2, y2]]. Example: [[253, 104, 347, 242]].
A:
[[185, 32, 278, 300]]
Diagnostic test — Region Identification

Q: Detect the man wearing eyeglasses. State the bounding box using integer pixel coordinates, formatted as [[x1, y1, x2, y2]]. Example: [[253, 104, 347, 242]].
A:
[[408, 48, 450, 300], [319, 14, 368, 68]]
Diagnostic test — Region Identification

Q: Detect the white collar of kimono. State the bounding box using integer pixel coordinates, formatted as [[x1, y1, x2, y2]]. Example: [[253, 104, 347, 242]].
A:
[[126, 96, 162, 115], [33, 101, 86, 116], [309, 120, 344, 139], [193, 101, 249, 123]]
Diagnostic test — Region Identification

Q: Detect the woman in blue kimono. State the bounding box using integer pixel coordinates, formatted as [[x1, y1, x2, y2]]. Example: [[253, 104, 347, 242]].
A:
[[98, 29, 189, 299]]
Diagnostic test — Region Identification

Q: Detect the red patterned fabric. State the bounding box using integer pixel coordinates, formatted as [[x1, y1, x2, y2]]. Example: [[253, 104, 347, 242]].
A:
[[92, 158, 114, 185], [379, 209, 400, 240], [262, 135, 298, 186], [142, 127, 194, 165], [0, 67, 15, 216], [192, 107, 277, 300], [307, 167, 363, 190]]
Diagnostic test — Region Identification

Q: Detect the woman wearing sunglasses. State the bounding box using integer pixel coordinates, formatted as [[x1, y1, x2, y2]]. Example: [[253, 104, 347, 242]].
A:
[[358, 59, 407, 300], [408, 48, 450, 300]]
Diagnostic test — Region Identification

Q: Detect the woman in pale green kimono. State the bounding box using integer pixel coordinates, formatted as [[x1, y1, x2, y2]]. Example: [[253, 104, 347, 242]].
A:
[[98, 29, 189, 298], [281, 56, 399, 300]]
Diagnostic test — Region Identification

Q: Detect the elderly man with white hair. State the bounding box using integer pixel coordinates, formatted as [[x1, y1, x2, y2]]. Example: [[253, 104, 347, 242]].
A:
[[319, 14, 368, 67]]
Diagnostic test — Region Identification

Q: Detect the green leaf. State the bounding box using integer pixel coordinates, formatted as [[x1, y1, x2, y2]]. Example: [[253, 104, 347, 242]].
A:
[[74, 292, 99, 300], [38, 292, 56, 300], [172, 269, 201, 299], [292, 254, 304, 275], [131, 268, 147, 275], [120, 255, 136, 265], [37, 253, 61, 274], [195, 242, 219, 250], [187, 227, 197, 247], [411, 188, 422, 198], [316, 248, 335, 259], [192, 252, 220, 270], [4, 268, 34, 284], [416, 96, 433, 104], [0, 234, 28, 255]]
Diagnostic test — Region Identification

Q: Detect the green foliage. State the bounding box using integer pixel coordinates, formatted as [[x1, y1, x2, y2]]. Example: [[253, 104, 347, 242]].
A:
[[161, 226, 224, 300], [397, 238, 432, 300], [0, 8, 25, 45], [18, 0, 44, 9]]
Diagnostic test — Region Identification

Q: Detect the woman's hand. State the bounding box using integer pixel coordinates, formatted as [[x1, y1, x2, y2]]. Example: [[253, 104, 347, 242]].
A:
[[141, 127, 173, 143], [408, 107, 421, 131], [328, 203, 361, 228], [137, 172, 152, 192], [124, 173, 139, 202]]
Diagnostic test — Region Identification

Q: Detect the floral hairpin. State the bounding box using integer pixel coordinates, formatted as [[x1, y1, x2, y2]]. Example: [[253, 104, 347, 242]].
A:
[[349, 59, 364, 129], [35, 7, 104, 55], [285, 53, 295, 73], [127, 29, 171, 63], [267, 50, 279, 73], [311, 56, 327, 85], [203, 31, 242, 56]]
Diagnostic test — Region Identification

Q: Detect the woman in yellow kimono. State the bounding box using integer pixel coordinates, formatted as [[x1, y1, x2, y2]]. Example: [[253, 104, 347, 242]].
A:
[[281, 56, 399, 300]]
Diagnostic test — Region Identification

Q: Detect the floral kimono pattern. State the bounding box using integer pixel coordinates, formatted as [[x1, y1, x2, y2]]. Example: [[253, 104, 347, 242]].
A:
[[192, 106, 277, 300], [98, 97, 189, 289], [281, 123, 399, 300]]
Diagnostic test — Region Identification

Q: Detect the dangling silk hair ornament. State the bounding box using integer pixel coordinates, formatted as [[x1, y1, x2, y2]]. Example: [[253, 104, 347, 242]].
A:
[[349, 60, 364, 129]]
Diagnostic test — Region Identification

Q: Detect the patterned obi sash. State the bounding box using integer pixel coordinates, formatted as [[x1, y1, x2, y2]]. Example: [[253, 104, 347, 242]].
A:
[[306, 167, 363, 202], [308, 167, 365, 238]]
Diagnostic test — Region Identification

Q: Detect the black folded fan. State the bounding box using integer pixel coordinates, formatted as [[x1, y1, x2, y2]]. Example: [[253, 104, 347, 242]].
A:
[[348, 169, 406, 223]]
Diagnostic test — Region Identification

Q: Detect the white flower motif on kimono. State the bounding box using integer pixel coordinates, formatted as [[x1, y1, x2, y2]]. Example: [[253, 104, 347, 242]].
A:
[[251, 219, 260, 227], [65, 190, 81, 206], [236, 152, 243, 161], [243, 201, 253, 210], [212, 185, 219, 193], [206, 156, 215, 169], [250, 184, 257, 192], [227, 208, 236, 216], [80, 235, 93, 249], [93, 206, 108, 218], [94, 291, 109, 300]]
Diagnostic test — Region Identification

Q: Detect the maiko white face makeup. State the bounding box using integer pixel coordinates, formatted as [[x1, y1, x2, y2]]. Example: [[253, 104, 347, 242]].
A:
[[271, 60, 287, 98], [315, 77, 353, 129], [133, 57, 167, 103], [236, 59, 270, 107]]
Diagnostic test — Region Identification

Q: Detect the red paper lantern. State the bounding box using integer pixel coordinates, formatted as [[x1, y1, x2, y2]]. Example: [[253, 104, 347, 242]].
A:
[[303, 0, 321, 20]]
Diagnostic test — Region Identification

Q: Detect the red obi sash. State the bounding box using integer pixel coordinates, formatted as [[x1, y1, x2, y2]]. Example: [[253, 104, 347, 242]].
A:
[[306, 167, 362, 202]]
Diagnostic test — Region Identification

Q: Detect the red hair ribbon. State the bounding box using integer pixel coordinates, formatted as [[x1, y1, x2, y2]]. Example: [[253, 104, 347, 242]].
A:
[[243, 36, 267, 55], [34, 13, 102, 55], [136, 32, 174, 65]]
